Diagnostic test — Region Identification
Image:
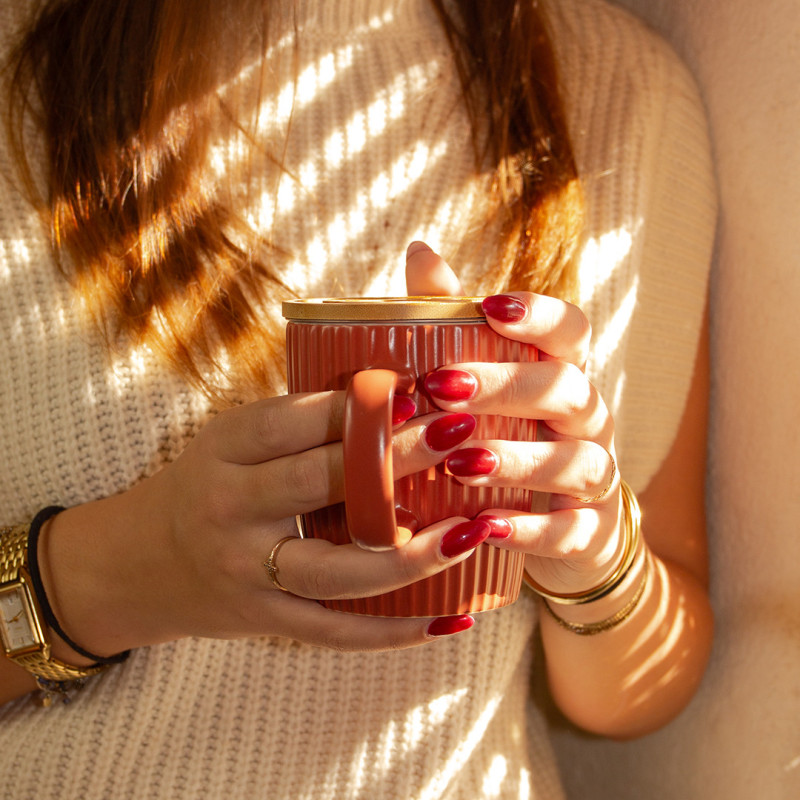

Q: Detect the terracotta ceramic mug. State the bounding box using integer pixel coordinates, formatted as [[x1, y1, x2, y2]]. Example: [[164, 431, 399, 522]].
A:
[[283, 297, 538, 617]]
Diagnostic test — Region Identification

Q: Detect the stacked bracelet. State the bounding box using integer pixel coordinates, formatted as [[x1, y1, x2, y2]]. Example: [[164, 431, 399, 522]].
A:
[[525, 480, 648, 634], [540, 556, 650, 635]]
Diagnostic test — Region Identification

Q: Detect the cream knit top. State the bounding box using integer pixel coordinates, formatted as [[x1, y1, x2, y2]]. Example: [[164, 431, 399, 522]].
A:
[[0, 0, 715, 798]]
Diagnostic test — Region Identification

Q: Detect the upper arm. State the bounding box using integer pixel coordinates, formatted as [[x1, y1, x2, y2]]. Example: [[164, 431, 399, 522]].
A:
[[638, 304, 710, 585]]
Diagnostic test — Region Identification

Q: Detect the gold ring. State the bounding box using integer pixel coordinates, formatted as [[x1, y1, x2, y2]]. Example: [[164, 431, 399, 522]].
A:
[[575, 446, 617, 503], [264, 536, 298, 593]]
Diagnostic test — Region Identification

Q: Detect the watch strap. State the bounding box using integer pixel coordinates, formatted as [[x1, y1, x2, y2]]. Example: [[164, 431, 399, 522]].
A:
[[0, 524, 29, 582], [13, 649, 105, 681]]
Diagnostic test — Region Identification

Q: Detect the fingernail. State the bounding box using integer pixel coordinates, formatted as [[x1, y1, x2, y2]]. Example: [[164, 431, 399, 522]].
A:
[[424, 413, 476, 452], [482, 294, 527, 323], [440, 519, 491, 558], [446, 447, 498, 477], [480, 514, 513, 540], [424, 369, 477, 402], [406, 241, 432, 258], [427, 614, 474, 637], [391, 395, 417, 426]]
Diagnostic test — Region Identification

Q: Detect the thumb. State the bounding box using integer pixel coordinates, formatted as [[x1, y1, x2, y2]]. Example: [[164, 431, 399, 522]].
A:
[[405, 241, 464, 297]]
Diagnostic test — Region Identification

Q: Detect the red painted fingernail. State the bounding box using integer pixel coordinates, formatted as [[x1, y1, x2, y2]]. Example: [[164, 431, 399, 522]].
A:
[[480, 515, 513, 540], [482, 294, 527, 323], [424, 413, 476, 452], [427, 614, 474, 637], [391, 395, 417, 426], [446, 447, 498, 477], [440, 519, 491, 558], [424, 369, 477, 402]]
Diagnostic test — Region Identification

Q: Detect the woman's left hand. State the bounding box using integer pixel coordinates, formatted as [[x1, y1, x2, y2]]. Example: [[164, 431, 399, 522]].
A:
[[406, 242, 623, 597]]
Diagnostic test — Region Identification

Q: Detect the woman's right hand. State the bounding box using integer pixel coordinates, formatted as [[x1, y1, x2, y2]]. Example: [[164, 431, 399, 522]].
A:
[[40, 390, 487, 662]]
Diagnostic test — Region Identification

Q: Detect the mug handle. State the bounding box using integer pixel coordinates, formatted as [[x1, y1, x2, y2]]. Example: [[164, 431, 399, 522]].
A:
[[344, 369, 414, 551]]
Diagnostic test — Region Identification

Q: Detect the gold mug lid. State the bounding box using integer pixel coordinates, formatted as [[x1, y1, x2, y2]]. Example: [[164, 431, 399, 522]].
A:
[[282, 297, 485, 321]]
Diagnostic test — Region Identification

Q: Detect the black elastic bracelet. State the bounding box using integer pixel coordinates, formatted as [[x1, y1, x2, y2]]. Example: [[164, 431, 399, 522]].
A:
[[27, 505, 131, 666]]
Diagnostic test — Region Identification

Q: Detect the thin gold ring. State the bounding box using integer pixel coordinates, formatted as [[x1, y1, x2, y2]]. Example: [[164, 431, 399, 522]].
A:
[[264, 536, 298, 593], [575, 446, 617, 503]]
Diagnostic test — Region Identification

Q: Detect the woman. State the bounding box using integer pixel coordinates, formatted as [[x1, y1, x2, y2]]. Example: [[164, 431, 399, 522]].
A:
[[0, 0, 715, 798]]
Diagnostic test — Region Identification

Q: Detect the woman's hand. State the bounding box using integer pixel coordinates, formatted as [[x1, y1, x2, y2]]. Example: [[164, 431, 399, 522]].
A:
[[41, 390, 489, 665], [406, 241, 622, 597], [435, 293, 622, 596]]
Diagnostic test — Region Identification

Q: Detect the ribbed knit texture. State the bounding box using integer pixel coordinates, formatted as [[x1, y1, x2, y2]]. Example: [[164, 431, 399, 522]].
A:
[[0, 1, 716, 798]]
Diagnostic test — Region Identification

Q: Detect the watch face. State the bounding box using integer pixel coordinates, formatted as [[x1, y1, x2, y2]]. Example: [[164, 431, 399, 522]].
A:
[[0, 584, 42, 654]]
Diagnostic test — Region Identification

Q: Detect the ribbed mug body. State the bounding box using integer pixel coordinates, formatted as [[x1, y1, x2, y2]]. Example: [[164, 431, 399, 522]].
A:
[[284, 299, 537, 616]]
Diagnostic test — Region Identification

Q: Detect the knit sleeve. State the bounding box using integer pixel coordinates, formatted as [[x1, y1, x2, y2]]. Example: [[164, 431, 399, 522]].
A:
[[615, 51, 717, 491]]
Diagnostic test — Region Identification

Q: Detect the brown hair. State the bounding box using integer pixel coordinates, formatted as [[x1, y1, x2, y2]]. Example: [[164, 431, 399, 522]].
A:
[[6, 0, 582, 402], [430, 1, 582, 300]]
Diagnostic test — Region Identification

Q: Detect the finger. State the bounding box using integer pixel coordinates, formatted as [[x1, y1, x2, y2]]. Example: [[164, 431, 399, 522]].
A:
[[261, 592, 474, 651], [476, 507, 623, 597], [424, 361, 613, 444], [445, 440, 618, 504], [209, 391, 345, 465], [478, 507, 618, 567], [481, 292, 591, 367], [405, 241, 465, 296], [264, 517, 491, 600], [207, 390, 416, 466], [243, 411, 477, 519]]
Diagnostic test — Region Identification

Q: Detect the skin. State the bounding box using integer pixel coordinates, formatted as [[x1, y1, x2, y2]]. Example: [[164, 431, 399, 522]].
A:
[[1, 243, 712, 742]]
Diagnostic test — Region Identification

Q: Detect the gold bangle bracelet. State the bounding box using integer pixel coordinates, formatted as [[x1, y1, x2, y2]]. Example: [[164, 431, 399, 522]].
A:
[[523, 479, 642, 605], [541, 556, 650, 635]]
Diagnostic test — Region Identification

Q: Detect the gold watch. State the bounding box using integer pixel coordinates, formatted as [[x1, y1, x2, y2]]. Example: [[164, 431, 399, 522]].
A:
[[0, 522, 104, 683]]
